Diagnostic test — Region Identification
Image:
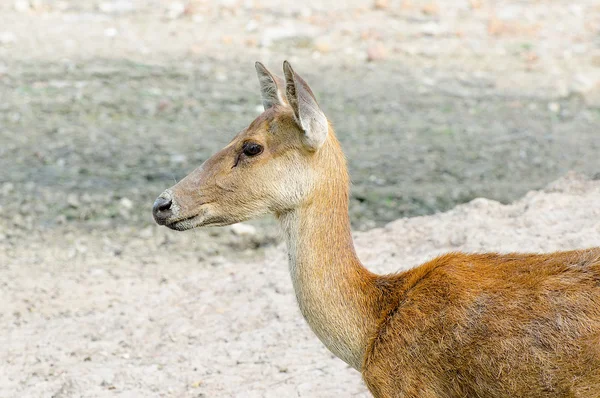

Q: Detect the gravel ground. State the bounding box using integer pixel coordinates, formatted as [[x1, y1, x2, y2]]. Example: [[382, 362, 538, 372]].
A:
[[1, 0, 600, 396], [2, 173, 600, 397]]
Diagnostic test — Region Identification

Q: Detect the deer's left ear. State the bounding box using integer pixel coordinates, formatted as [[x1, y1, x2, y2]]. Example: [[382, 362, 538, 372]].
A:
[[283, 61, 328, 151], [255, 62, 288, 110]]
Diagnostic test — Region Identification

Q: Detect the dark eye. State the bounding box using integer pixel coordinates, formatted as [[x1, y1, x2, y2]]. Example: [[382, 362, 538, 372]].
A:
[[243, 143, 263, 157]]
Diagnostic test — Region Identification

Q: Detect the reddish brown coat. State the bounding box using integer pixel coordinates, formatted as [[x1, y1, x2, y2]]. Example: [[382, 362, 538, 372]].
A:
[[364, 250, 600, 397]]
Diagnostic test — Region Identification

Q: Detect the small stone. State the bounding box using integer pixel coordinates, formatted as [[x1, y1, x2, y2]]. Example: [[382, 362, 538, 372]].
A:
[[583, 88, 600, 108], [299, 7, 312, 17], [166, 2, 185, 19], [0, 32, 16, 45], [119, 197, 133, 209], [547, 102, 560, 113], [230, 223, 257, 236], [366, 43, 388, 62], [98, 1, 134, 13], [138, 226, 153, 238], [1, 182, 14, 195], [67, 194, 80, 208], [245, 38, 258, 47], [421, 3, 439, 15], [14, 0, 30, 12], [104, 27, 118, 38], [469, 0, 482, 8], [215, 72, 227, 82], [314, 40, 331, 54], [246, 19, 259, 32], [571, 74, 600, 95], [449, 231, 467, 247], [90, 268, 106, 277], [170, 153, 187, 164], [260, 23, 318, 48], [373, 0, 389, 10], [421, 22, 445, 36]]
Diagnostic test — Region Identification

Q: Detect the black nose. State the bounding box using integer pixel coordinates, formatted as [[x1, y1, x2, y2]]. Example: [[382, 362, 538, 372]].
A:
[[153, 196, 173, 224]]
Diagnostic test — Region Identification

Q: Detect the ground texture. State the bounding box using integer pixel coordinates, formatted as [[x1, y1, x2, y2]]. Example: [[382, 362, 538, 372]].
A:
[[1, 0, 599, 396]]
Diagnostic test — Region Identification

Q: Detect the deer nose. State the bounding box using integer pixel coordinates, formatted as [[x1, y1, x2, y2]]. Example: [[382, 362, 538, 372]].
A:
[[153, 195, 173, 224]]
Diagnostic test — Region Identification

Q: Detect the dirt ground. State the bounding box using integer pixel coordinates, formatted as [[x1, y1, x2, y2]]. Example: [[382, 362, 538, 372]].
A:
[[2, 174, 600, 397], [1, 0, 600, 397]]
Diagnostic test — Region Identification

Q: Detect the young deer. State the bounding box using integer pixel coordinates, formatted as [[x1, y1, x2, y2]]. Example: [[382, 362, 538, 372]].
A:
[[153, 61, 600, 397]]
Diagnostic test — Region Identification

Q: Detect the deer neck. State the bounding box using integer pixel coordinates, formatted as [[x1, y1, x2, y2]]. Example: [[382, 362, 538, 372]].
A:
[[277, 148, 380, 370]]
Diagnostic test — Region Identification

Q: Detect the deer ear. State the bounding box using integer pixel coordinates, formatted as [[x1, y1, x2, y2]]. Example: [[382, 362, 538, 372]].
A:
[[255, 62, 287, 110], [283, 61, 328, 150]]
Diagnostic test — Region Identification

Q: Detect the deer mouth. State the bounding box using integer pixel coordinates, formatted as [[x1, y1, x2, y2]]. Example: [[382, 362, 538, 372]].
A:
[[167, 211, 238, 231], [165, 214, 201, 231], [163, 201, 220, 231]]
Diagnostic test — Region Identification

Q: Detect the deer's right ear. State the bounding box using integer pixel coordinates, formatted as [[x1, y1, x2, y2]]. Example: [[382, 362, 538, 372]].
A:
[[255, 62, 287, 110], [283, 61, 328, 151]]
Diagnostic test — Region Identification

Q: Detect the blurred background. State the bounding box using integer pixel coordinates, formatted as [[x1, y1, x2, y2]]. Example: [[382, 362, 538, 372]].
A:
[[1, 0, 599, 252], [1, 0, 599, 396]]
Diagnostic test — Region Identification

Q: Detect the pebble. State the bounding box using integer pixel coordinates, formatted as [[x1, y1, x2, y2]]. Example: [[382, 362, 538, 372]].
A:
[[13, 0, 29, 12], [104, 28, 118, 38], [547, 102, 560, 113], [260, 23, 318, 48], [166, 2, 186, 19], [366, 43, 388, 62], [170, 154, 187, 164], [138, 226, 154, 239], [119, 198, 133, 210], [571, 74, 600, 95], [314, 40, 331, 54], [230, 223, 257, 237], [67, 194, 80, 208], [98, 1, 134, 14], [246, 20, 259, 33], [0, 32, 16, 45], [421, 22, 445, 36], [373, 0, 389, 10], [90, 268, 106, 277], [421, 3, 440, 16], [1, 182, 14, 195]]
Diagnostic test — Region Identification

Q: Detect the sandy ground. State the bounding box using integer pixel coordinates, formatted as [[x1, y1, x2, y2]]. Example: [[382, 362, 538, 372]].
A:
[[2, 173, 600, 397], [1, 0, 600, 397]]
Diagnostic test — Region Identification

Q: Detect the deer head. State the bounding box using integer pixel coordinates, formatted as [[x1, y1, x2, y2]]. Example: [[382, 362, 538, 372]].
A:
[[152, 61, 340, 231]]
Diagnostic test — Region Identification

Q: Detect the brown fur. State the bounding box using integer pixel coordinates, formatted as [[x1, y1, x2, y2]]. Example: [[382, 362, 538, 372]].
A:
[[154, 62, 600, 397], [365, 250, 600, 397]]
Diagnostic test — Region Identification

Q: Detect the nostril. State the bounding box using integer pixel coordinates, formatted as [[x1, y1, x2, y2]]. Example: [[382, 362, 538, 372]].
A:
[[153, 197, 172, 214]]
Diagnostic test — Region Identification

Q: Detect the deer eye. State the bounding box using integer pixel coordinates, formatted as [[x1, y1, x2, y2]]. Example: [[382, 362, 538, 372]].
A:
[[243, 142, 263, 157]]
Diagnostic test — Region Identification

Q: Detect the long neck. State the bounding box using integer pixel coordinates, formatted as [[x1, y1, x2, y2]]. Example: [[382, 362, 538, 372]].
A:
[[277, 136, 381, 370]]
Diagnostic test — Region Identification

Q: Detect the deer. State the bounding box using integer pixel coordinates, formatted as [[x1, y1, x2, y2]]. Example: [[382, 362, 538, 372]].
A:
[[152, 61, 600, 397]]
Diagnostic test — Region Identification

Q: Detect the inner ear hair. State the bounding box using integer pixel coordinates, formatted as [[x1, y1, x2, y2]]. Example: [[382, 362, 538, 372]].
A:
[[282, 61, 329, 150], [255, 62, 287, 110]]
